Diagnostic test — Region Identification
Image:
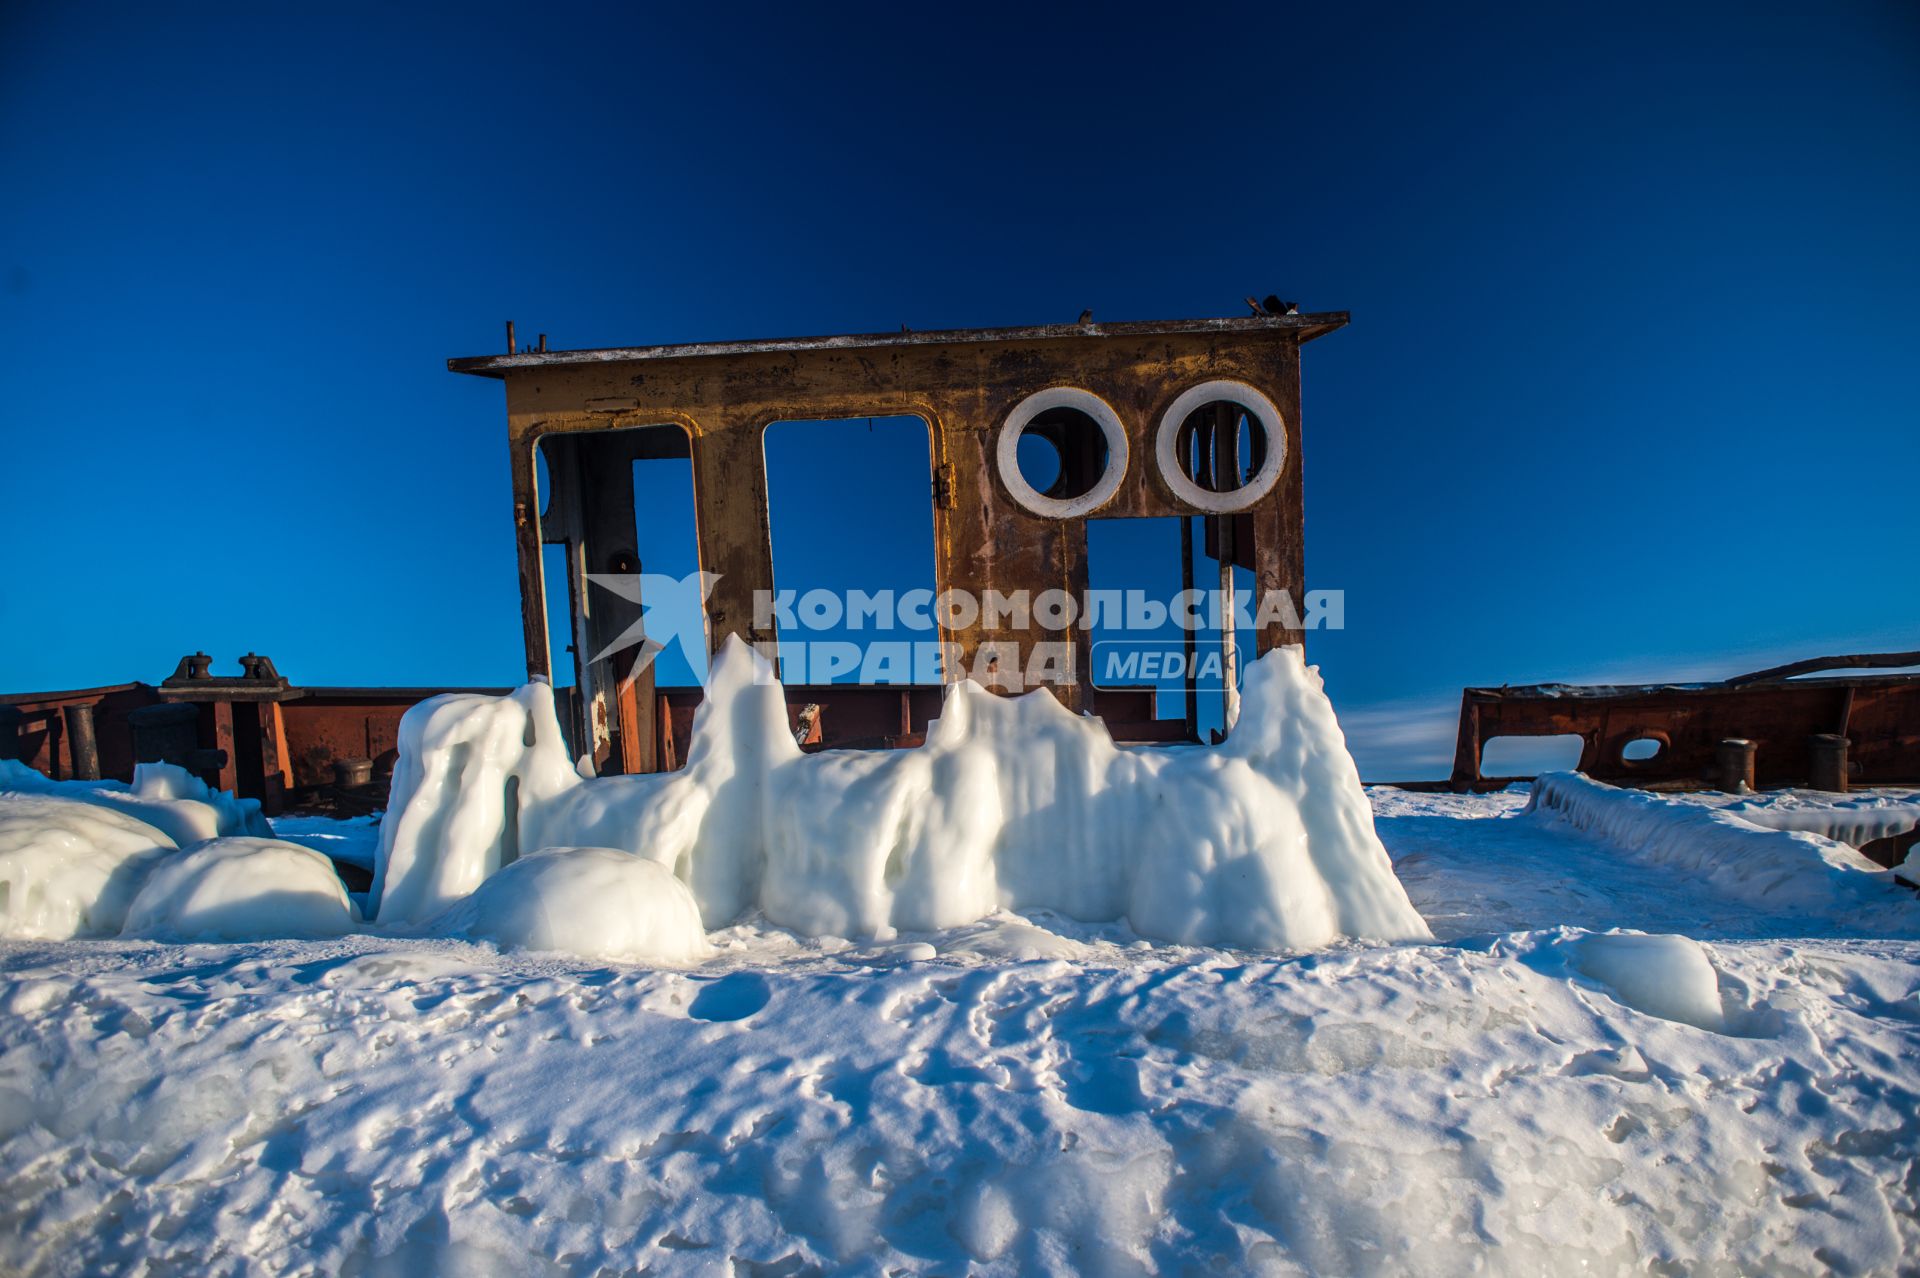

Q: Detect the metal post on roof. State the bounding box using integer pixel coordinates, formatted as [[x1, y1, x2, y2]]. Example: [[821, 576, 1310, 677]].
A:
[[1213, 404, 1240, 733], [1181, 514, 1198, 741]]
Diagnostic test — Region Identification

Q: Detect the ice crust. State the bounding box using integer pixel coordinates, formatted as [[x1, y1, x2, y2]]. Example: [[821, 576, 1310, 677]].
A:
[[372, 639, 1432, 951], [436, 845, 710, 964], [121, 837, 355, 941]]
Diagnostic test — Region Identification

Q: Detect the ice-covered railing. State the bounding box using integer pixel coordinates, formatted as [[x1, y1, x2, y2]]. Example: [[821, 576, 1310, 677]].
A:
[[1717, 794, 1920, 851], [371, 639, 1432, 951], [1526, 772, 1920, 933]]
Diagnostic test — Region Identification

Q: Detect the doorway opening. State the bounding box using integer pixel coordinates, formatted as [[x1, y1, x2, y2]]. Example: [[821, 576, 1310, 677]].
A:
[[762, 415, 940, 688]]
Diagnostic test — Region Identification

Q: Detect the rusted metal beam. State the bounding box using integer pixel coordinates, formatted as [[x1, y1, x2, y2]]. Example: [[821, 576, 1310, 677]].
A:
[[1725, 651, 1920, 686], [1211, 403, 1241, 731]]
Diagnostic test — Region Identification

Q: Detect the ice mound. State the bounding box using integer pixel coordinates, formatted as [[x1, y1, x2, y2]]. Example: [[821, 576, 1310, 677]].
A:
[[0, 758, 269, 847], [376, 639, 1430, 951], [438, 845, 710, 964], [122, 837, 356, 941], [1566, 931, 1725, 1031], [0, 793, 177, 938], [941, 917, 1088, 961]]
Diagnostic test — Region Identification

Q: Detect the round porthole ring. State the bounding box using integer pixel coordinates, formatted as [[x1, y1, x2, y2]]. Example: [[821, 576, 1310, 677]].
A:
[[1154, 380, 1288, 513], [995, 387, 1130, 519]]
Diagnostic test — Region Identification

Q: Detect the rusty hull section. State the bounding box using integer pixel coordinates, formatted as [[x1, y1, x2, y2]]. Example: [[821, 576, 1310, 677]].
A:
[[1448, 655, 1920, 791], [0, 684, 159, 784], [1, 661, 515, 816]]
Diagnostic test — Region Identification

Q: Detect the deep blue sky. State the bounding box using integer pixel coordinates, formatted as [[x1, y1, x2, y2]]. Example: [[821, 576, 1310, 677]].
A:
[[3, 2, 1915, 777]]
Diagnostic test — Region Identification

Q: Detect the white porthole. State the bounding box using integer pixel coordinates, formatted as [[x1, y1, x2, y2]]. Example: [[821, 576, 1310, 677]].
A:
[[995, 387, 1129, 519], [1154, 380, 1287, 513]]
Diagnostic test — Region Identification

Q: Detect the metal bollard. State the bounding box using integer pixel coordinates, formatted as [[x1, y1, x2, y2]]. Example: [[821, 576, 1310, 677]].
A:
[[333, 757, 374, 788], [127, 703, 201, 768], [1809, 734, 1849, 793], [1714, 738, 1756, 793], [63, 703, 101, 781]]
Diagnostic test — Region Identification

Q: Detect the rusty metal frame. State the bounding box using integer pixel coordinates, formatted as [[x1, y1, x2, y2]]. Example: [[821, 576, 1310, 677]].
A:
[[451, 312, 1346, 772], [1447, 652, 1920, 791]]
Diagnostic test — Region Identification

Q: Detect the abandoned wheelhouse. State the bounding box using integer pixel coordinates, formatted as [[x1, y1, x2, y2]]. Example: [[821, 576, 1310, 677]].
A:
[[448, 311, 1347, 774]]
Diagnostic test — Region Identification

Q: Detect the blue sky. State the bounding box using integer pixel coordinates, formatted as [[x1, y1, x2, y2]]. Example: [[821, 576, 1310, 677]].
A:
[[2, 2, 1915, 777]]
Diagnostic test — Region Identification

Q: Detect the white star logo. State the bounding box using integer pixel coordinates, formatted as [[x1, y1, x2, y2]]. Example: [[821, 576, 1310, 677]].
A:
[[582, 570, 721, 677]]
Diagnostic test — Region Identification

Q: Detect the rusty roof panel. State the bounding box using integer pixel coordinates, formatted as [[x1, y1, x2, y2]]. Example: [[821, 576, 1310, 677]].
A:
[[448, 312, 1350, 377]]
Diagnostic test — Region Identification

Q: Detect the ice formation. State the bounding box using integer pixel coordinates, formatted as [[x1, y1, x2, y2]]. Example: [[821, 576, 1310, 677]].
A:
[[121, 837, 356, 941], [1527, 771, 1919, 933], [1721, 792, 1920, 849], [374, 638, 1430, 951], [1563, 930, 1726, 1031], [369, 682, 580, 925], [0, 758, 268, 847], [436, 845, 710, 963], [0, 793, 177, 938]]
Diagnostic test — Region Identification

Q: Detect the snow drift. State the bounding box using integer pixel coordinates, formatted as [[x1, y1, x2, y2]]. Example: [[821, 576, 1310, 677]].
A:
[[0, 758, 268, 847], [374, 639, 1430, 951], [0, 794, 176, 938], [437, 845, 710, 964], [8, 790, 1919, 1277], [121, 837, 356, 941]]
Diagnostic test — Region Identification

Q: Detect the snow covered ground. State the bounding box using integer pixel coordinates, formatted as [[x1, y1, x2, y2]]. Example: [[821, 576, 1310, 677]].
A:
[[3, 785, 1917, 1276]]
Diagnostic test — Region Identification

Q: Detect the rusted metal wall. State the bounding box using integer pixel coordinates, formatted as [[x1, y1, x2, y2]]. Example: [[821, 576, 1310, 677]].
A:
[[279, 689, 511, 790], [1, 674, 508, 806], [652, 683, 1168, 772], [0, 683, 160, 781]]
